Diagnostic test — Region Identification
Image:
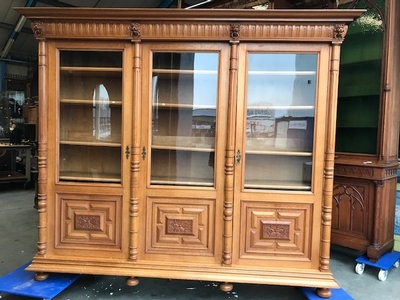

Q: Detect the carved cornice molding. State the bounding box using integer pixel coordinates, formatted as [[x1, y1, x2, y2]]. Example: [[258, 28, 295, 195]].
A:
[[30, 21, 347, 42]]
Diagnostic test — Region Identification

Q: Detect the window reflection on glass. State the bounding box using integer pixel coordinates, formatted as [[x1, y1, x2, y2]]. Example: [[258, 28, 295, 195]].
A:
[[92, 84, 111, 140], [244, 53, 317, 191], [150, 52, 218, 186]]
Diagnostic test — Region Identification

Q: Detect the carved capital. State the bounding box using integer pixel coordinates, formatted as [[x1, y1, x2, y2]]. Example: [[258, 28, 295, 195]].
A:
[[32, 21, 44, 38], [333, 23, 347, 41], [373, 180, 383, 187], [230, 23, 240, 40], [130, 23, 141, 39]]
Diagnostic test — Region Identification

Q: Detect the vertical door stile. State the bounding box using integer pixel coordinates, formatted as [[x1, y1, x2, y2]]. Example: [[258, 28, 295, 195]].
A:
[[320, 43, 341, 273], [222, 40, 239, 266], [130, 40, 142, 261], [37, 38, 48, 257]]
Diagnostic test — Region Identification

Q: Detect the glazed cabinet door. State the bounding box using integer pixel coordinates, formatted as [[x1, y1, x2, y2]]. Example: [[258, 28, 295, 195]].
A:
[[233, 43, 330, 269], [140, 43, 229, 264], [46, 42, 133, 259]]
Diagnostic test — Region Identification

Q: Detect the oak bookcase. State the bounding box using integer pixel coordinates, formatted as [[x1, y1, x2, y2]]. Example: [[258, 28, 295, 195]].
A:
[[16, 7, 362, 298]]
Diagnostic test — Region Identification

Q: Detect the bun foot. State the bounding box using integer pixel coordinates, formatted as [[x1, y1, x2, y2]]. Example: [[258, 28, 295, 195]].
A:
[[220, 282, 233, 292], [316, 287, 331, 298], [34, 272, 49, 281], [126, 276, 139, 286]]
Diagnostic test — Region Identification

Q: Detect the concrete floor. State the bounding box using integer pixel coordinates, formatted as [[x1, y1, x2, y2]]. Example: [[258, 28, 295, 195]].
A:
[[1, 183, 400, 300]]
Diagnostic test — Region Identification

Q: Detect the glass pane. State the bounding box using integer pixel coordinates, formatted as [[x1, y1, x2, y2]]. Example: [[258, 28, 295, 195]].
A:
[[244, 53, 317, 190], [59, 51, 122, 183], [151, 52, 218, 186]]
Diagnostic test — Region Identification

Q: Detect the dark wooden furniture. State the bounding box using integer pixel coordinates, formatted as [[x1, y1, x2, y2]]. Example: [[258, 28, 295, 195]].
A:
[[332, 0, 400, 261]]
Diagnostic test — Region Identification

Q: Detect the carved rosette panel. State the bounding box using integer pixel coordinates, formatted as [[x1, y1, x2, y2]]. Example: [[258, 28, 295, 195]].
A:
[[240, 202, 311, 261], [56, 194, 122, 250], [147, 198, 215, 256]]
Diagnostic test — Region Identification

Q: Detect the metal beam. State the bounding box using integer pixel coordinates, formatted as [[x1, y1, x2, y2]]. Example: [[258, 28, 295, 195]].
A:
[[0, 21, 34, 34], [36, 0, 75, 7], [158, 0, 174, 7], [1, 0, 38, 59]]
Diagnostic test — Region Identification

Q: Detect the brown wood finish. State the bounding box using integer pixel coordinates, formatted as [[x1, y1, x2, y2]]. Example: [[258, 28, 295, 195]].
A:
[[16, 7, 362, 297], [332, 0, 400, 262]]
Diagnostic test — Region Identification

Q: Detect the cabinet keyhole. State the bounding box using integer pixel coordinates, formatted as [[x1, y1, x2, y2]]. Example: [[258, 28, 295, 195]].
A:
[[236, 150, 241, 164], [142, 147, 147, 160], [125, 146, 131, 159]]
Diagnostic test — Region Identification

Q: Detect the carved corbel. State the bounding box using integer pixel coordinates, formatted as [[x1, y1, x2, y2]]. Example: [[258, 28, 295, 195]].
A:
[[333, 23, 348, 41], [32, 21, 44, 38], [230, 23, 240, 40], [130, 23, 141, 39]]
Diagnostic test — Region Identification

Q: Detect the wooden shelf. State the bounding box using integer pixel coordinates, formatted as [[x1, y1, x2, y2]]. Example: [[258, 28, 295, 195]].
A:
[[153, 69, 217, 75], [152, 145, 214, 152], [150, 176, 214, 187], [61, 99, 122, 106], [248, 71, 316, 76], [61, 66, 122, 73], [246, 149, 312, 156], [247, 105, 314, 110], [59, 171, 120, 183], [60, 140, 121, 147], [244, 180, 311, 190], [153, 103, 216, 109]]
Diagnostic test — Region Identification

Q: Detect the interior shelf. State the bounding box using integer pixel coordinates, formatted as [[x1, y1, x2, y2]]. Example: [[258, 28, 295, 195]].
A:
[[248, 70, 316, 75], [61, 99, 122, 106], [152, 103, 216, 109], [60, 66, 122, 73], [153, 69, 217, 75], [244, 180, 311, 191], [246, 149, 312, 156], [247, 105, 314, 110], [150, 176, 214, 187], [60, 140, 121, 147], [59, 171, 120, 183]]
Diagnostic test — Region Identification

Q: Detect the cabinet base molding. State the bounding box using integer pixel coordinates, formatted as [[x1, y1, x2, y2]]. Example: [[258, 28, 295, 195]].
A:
[[26, 258, 339, 289]]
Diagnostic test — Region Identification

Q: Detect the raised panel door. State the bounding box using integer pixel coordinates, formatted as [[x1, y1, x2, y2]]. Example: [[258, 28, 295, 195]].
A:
[[233, 43, 330, 268], [140, 43, 230, 264], [47, 42, 133, 258]]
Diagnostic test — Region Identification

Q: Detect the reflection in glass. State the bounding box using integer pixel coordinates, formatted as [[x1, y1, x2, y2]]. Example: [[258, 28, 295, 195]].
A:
[[151, 52, 218, 186], [244, 53, 317, 190]]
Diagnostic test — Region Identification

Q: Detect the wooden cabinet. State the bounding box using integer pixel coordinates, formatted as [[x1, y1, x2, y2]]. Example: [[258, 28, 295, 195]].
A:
[[17, 7, 362, 298], [332, 0, 400, 261]]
